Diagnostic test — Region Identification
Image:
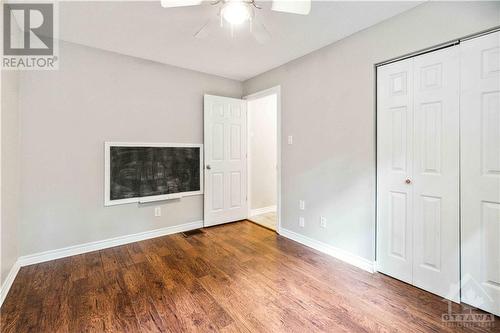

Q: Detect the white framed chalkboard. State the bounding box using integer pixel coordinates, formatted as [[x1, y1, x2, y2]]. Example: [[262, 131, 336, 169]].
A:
[[104, 142, 203, 206]]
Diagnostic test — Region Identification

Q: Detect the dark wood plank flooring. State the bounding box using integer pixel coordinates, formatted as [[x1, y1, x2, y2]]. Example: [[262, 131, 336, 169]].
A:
[[1, 221, 498, 332]]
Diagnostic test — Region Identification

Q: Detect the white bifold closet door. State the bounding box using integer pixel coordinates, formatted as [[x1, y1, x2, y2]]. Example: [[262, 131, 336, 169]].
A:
[[377, 58, 414, 285], [460, 31, 500, 317], [377, 46, 460, 302]]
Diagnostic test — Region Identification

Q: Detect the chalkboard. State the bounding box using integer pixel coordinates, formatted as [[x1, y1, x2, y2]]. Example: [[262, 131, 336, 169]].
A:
[[105, 143, 203, 206]]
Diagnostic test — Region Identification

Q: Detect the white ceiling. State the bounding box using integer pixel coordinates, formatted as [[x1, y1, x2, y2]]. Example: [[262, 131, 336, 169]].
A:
[[59, 1, 421, 81]]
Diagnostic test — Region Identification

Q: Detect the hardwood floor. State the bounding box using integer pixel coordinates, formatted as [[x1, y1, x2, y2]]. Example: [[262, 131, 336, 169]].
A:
[[1, 221, 498, 332]]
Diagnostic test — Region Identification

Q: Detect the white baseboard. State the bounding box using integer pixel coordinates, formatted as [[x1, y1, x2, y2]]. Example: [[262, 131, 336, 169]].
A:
[[0, 261, 21, 306], [18, 220, 203, 267], [279, 228, 375, 273], [250, 205, 277, 217], [0, 220, 203, 307]]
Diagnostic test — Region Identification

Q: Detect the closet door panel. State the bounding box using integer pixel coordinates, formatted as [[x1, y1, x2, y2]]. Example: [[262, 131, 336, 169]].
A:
[[412, 47, 460, 302], [461, 31, 500, 316], [377, 59, 414, 284]]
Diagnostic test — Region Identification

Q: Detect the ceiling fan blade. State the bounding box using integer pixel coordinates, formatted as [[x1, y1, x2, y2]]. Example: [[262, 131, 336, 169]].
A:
[[271, 0, 311, 15], [161, 0, 203, 8], [194, 18, 220, 39], [252, 19, 271, 44]]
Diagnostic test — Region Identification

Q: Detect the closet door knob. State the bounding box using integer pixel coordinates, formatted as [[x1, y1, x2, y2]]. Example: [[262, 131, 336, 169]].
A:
[[405, 178, 412, 184], [206, 165, 211, 170]]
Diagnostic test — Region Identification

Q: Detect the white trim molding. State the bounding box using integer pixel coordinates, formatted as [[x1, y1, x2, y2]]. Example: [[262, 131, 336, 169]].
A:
[[279, 228, 375, 273], [0, 261, 21, 306], [0, 220, 203, 307], [244, 85, 282, 233], [250, 205, 277, 217]]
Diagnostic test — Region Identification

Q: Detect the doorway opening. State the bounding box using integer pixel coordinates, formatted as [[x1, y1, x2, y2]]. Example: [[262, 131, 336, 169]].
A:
[[244, 87, 281, 232]]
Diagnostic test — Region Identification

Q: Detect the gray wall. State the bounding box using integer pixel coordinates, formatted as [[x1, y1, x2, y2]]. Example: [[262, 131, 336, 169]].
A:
[[1, 69, 20, 284], [243, 1, 500, 261], [18, 41, 242, 256], [248, 94, 277, 210]]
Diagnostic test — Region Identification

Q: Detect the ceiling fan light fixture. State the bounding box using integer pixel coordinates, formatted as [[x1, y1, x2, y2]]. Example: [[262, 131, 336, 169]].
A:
[[221, 1, 251, 25]]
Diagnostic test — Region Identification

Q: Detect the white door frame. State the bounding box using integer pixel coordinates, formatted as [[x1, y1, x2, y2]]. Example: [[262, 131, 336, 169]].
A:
[[243, 86, 282, 233]]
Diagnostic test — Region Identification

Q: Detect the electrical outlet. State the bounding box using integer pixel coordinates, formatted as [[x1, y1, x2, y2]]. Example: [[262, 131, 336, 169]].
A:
[[320, 216, 327, 228], [287, 135, 293, 145], [299, 217, 305, 227], [299, 200, 305, 210], [154, 207, 162, 217]]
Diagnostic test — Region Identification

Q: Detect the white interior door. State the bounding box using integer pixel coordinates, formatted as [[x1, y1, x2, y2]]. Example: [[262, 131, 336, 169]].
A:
[[204, 94, 248, 227], [377, 58, 414, 284], [412, 47, 459, 301], [377, 47, 460, 302], [461, 31, 500, 316]]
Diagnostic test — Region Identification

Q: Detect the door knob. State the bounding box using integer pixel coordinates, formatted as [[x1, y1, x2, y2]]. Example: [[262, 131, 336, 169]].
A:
[[405, 178, 411, 184], [206, 165, 211, 170]]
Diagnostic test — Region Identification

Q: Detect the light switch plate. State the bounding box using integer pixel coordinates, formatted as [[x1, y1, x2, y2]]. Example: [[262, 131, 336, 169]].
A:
[[287, 135, 293, 145], [299, 200, 305, 210]]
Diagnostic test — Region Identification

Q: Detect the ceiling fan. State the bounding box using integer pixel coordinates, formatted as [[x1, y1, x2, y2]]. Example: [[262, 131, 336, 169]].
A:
[[160, 0, 312, 43]]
